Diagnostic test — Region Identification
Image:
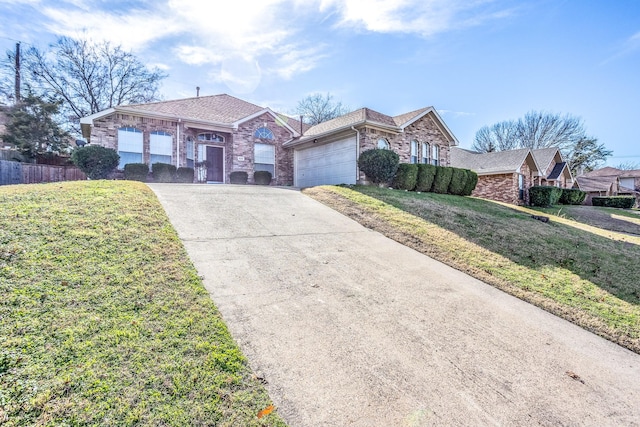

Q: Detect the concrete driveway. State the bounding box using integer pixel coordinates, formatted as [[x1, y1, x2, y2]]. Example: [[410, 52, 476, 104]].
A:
[[149, 184, 640, 426]]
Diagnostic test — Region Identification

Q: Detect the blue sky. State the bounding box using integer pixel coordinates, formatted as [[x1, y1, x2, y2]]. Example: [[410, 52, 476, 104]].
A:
[[1, 0, 638, 166]]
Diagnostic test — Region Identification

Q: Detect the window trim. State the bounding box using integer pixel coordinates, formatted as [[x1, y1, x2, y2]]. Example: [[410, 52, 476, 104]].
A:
[[117, 127, 143, 169], [254, 126, 275, 140], [254, 142, 275, 176], [421, 142, 429, 164], [410, 140, 418, 164]]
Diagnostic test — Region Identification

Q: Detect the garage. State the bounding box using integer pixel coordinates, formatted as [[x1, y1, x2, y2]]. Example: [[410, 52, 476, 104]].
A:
[[294, 137, 357, 187]]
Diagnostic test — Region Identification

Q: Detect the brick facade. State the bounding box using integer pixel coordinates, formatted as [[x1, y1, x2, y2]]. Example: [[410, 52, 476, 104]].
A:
[[88, 111, 295, 185], [472, 163, 534, 205], [357, 114, 451, 182]]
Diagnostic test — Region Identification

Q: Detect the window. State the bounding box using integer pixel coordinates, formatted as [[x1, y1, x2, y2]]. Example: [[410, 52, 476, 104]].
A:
[[117, 127, 143, 169], [410, 140, 418, 164], [186, 137, 195, 168], [254, 143, 275, 175], [254, 127, 274, 139], [198, 133, 224, 142], [432, 145, 439, 166], [377, 138, 389, 150], [422, 142, 429, 164], [150, 131, 172, 169], [518, 174, 525, 200]]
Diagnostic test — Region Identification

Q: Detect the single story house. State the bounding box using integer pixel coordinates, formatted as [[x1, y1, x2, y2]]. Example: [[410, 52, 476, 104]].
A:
[[450, 146, 573, 205], [576, 167, 640, 205], [80, 94, 458, 186]]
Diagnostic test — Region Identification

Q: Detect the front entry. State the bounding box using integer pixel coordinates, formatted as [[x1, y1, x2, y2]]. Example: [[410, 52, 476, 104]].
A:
[[206, 146, 224, 182]]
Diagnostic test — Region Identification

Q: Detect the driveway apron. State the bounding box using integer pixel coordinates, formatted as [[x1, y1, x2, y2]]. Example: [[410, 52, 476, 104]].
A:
[[148, 184, 640, 427]]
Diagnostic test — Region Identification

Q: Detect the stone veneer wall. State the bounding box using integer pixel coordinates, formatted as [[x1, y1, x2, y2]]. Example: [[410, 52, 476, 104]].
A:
[[89, 112, 294, 185], [357, 114, 451, 183]]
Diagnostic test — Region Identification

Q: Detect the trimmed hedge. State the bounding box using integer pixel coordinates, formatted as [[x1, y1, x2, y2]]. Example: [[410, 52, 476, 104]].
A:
[[529, 186, 563, 207], [358, 149, 399, 185], [448, 167, 468, 196], [559, 188, 586, 205], [254, 170, 272, 185], [71, 145, 119, 180], [592, 196, 635, 209], [176, 167, 194, 183], [432, 166, 453, 194], [152, 163, 177, 183], [392, 164, 418, 190], [461, 170, 478, 196], [415, 164, 437, 192], [230, 171, 248, 184], [124, 163, 149, 182]]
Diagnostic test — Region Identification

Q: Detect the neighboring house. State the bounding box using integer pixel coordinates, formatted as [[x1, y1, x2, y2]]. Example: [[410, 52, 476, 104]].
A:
[[284, 106, 458, 187], [576, 167, 640, 205], [450, 146, 574, 205], [450, 147, 539, 205], [80, 94, 459, 186]]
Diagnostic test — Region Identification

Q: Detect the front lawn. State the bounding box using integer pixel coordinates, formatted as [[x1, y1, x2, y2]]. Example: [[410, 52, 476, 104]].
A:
[[304, 185, 640, 354], [530, 204, 640, 235], [0, 181, 285, 426]]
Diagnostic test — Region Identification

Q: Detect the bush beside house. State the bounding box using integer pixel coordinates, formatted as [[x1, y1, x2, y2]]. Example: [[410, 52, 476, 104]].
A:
[[358, 149, 400, 185], [152, 163, 176, 183], [529, 186, 563, 207], [254, 171, 272, 185], [230, 171, 248, 184], [124, 163, 149, 181], [592, 196, 635, 209], [71, 145, 119, 180], [559, 188, 587, 205], [392, 164, 418, 191], [176, 167, 194, 183], [416, 164, 437, 192]]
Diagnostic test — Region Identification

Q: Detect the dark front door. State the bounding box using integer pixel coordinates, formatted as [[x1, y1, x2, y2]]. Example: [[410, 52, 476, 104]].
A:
[[206, 146, 224, 182]]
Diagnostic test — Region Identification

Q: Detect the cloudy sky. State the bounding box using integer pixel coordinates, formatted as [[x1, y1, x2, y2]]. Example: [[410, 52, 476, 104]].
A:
[[1, 0, 638, 165]]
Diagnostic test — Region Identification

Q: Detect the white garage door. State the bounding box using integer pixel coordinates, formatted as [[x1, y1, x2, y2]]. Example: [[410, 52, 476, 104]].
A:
[[295, 137, 357, 187]]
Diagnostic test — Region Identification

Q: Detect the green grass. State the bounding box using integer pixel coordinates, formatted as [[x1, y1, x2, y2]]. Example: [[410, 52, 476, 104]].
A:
[[0, 181, 286, 426], [304, 185, 640, 353], [530, 205, 640, 235]]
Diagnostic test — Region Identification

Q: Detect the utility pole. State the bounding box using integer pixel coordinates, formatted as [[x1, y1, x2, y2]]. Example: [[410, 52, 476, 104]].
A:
[[14, 42, 20, 103]]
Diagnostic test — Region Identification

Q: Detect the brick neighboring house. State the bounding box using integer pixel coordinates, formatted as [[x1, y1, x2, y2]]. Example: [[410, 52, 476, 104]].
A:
[[576, 167, 640, 205], [80, 94, 459, 186], [450, 146, 573, 205]]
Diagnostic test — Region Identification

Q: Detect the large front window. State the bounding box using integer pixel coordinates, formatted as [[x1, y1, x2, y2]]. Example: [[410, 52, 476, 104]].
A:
[[150, 131, 172, 169], [410, 140, 418, 164], [254, 143, 275, 176], [117, 127, 142, 169]]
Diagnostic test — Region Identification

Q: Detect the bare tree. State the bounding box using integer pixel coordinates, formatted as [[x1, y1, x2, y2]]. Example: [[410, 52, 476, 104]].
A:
[[616, 161, 640, 170], [473, 111, 611, 176], [6, 36, 166, 132], [293, 93, 349, 125]]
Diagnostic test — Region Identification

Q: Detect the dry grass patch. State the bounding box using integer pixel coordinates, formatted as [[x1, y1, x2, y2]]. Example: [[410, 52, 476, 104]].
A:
[[0, 181, 285, 426], [303, 185, 640, 354]]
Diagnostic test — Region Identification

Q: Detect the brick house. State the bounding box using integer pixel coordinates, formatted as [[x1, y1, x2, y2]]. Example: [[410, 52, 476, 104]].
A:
[[450, 146, 574, 205], [80, 94, 459, 186], [576, 167, 640, 205]]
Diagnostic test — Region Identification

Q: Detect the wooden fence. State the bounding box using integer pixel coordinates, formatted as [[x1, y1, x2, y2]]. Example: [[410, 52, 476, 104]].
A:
[[0, 160, 87, 186]]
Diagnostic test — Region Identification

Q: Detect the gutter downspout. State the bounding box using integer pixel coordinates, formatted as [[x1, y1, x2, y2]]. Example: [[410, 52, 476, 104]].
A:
[[351, 126, 360, 184], [176, 119, 181, 168]]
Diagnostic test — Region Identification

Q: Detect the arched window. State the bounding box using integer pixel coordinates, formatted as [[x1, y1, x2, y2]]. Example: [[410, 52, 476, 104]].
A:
[[117, 127, 143, 169], [254, 127, 274, 139], [410, 140, 418, 164], [432, 145, 440, 166], [150, 131, 173, 169], [198, 133, 224, 142], [421, 142, 429, 164], [377, 138, 389, 150]]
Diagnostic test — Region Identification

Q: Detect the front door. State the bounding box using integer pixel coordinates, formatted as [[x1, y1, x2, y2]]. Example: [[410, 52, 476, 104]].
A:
[[206, 146, 224, 182]]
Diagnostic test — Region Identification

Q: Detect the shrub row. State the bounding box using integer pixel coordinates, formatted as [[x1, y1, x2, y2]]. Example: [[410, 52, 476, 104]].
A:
[[123, 163, 194, 183], [71, 145, 120, 179], [529, 186, 588, 207], [592, 196, 635, 209], [229, 170, 272, 185], [391, 163, 478, 196]]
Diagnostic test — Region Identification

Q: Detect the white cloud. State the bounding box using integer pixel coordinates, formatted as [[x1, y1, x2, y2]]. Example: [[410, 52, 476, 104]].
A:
[[438, 109, 475, 117]]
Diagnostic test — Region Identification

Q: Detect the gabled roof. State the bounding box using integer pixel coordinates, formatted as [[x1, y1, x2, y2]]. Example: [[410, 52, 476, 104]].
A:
[[575, 176, 617, 193], [547, 161, 568, 180], [450, 147, 540, 175], [581, 166, 622, 178], [531, 147, 561, 173], [286, 105, 458, 147], [80, 94, 304, 137]]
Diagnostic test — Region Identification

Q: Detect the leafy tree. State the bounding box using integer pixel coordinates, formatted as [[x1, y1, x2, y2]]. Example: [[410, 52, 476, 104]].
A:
[[294, 93, 349, 125], [5, 36, 166, 132], [1, 94, 70, 159], [71, 145, 119, 179], [472, 111, 611, 176]]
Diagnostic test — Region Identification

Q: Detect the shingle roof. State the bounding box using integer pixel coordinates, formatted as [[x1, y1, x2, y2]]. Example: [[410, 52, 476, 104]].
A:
[[450, 147, 536, 174], [301, 107, 399, 137], [547, 161, 567, 180], [575, 176, 616, 192], [120, 94, 265, 124], [581, 166, 622, 178], [392, 107, 431, 127], [531, 147, 560, 172]]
